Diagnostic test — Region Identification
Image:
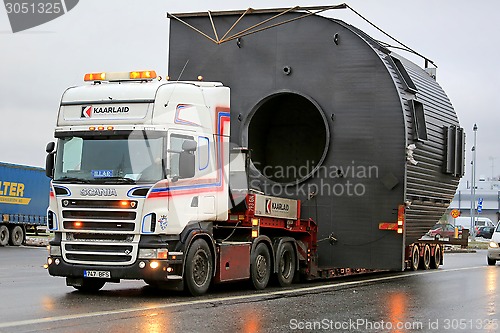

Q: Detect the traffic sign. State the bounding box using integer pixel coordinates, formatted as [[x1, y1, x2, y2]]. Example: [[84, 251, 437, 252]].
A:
[[450, 209, 460, 218], [477, 197, 483, 213]]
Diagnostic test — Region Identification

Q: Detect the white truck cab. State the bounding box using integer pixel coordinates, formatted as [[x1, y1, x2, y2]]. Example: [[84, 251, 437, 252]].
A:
[[46, 71, 234, 292]]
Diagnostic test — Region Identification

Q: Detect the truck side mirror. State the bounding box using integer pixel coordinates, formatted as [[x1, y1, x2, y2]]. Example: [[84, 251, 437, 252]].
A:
[[179, 140, 196, 178], [46, 141, 55, 153], [45, 142, 55, 178], [45, 152, 55, 178]]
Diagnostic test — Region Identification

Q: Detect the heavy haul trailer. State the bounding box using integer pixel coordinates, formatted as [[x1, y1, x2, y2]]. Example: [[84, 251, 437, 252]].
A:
[[167, 6, 464, 272], [0, 162, 50, 246], [45, 6, 463, 295]]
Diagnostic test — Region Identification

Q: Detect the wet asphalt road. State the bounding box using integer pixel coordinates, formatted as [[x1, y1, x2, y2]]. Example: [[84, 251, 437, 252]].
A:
[[0, 246, 498, 333]]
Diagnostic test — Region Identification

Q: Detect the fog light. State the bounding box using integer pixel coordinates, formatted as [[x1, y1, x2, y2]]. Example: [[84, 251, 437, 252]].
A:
[[150, 261, 159, 269], [47, 257, 53, 265], [55, 258, 60, 265], [49, 245, 61, 256], [139, 261, 146, 269], [166, 267, 173, 273]]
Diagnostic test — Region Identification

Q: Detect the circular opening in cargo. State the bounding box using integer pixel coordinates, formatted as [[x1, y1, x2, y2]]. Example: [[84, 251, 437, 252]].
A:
[[248, 92, 329, 184]]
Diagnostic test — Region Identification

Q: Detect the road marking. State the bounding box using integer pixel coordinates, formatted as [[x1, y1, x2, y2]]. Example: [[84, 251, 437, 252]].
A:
[[0, 265, 488, 329]]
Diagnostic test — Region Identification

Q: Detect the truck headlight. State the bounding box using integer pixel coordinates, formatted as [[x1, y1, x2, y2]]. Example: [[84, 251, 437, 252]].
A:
[[49, 245, 61, 256], [138, 248, 168, 259], [138, 249, 156, 259], [489, 242, 499, 248]]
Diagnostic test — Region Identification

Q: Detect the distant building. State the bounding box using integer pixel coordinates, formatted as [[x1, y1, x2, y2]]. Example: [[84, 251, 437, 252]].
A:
[[447, 179, 500, 224]]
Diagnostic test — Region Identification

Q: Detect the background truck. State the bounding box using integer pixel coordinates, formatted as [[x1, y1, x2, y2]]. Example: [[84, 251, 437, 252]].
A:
[[45, 6, 463, 295], [0, 162, 50, 246]]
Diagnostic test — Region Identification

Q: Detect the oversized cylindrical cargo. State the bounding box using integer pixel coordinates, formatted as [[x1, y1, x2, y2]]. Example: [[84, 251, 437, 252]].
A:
[[167, 7, 462, 270]]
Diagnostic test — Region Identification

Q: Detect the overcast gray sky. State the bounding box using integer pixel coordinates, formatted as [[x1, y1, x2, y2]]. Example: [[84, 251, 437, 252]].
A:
[[1, 0, 498, 184]]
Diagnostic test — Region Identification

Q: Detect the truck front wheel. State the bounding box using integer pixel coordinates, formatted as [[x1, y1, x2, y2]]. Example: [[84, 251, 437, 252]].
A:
[[0, 225, 9, 246], [185, 238, 213, 296], [9, 226, 24, 246], [251, 243, 271, 290]]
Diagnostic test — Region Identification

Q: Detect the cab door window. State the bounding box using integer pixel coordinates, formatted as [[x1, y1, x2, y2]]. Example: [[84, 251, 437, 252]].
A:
[[169, 134, 196, 179]]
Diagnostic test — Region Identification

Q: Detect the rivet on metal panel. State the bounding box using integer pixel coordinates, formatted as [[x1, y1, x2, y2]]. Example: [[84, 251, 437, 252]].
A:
[[333, 33, 339, 45]]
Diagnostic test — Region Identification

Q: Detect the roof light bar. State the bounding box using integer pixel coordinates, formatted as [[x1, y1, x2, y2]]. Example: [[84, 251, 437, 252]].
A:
[[130, 70, 157, 80], [84, 72, 106, 81], [84, 70, 157, 82]]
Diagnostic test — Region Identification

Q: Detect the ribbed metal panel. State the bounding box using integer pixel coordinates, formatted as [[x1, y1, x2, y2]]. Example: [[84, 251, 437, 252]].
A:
[[395, 56, 461, 243]]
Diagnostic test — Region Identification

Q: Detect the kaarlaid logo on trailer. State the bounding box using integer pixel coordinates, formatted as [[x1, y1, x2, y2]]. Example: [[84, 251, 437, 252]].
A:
[[265, 198, 289, 214], [4, 0, 80, 33]]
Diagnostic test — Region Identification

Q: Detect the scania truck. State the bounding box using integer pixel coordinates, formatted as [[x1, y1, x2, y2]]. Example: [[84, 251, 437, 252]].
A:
[[45, 7, 464, 295]]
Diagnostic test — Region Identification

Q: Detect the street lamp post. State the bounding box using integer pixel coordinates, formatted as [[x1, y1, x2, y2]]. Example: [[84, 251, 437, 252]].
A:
[[470, 124, 477, 240]]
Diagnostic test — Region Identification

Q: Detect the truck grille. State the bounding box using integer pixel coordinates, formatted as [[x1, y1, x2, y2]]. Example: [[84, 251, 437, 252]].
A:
[[67, 233, 133, 242], [65, 244, 133, 252], [63, 210, 136, 220], [63, 243, 135, 264], [66, 253, 132, 263], [61, 198, 138, 265], [62, 241, 138, 265], [63, 221, 135, 232]]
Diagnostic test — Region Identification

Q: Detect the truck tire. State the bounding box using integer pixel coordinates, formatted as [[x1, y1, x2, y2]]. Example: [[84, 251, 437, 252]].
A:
[[487, 257, 497, 266], [276, 242, 295, 287], [251, 242, 271, 290], [431, 245, 441, 269], [73, 278, 106, 292], [410, 245, 420, 271], [420, 244, 431, 270], [184, 238, 213, 296], [0, 225, 9, 246], [9, 226, 24, 246]]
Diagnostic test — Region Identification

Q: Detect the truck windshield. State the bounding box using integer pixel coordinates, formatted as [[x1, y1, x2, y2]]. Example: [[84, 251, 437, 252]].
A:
[[53, 131, 165, 184]]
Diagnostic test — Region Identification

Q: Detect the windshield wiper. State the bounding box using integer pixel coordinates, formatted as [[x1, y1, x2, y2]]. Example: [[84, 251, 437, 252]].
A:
[[91, 177, 137, 184], [54, 177, 90, 184]]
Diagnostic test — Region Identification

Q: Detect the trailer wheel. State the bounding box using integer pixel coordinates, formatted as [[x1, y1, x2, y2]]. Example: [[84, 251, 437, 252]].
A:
[[9, 226, 24, 246], [431, 245, 441, 269], [276, 242, 296, 287], [251, 243, 271, 290], [410, 245, 420, 271], [0, 225, 9, 246], [421, 244, 431, 270], [185, 238, 213, 296], [73, 278, 106, 292]]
